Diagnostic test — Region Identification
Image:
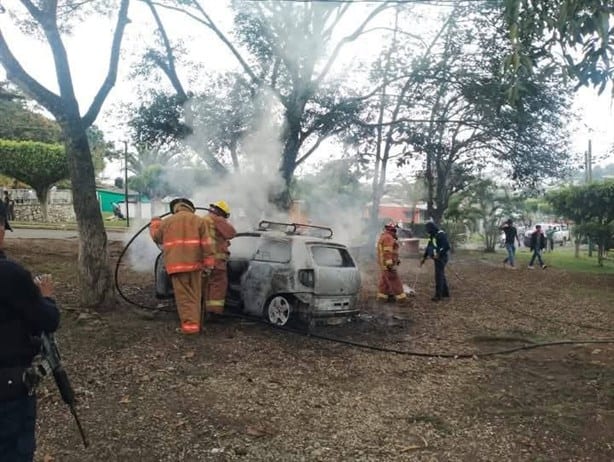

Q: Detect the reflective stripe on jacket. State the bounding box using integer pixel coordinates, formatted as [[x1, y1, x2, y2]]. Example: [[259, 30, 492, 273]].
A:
[[205, 213, 236, 268], [377, 230, 399, 269], [150, 204, 215, 275]]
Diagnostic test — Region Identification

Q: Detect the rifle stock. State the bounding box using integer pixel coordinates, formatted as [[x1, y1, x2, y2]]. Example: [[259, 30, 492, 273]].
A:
[[41, 333, 89, 448]]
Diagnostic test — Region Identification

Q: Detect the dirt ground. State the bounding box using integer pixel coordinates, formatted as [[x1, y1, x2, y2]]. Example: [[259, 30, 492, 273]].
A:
[[5, 238, 614, 462]]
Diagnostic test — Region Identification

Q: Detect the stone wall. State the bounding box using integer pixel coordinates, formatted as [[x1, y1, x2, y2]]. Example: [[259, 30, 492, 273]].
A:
[[12, 204, 75, 223]]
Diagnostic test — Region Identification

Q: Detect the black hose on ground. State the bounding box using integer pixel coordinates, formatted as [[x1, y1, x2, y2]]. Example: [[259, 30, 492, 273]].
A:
[[219, 312, 614, 360]]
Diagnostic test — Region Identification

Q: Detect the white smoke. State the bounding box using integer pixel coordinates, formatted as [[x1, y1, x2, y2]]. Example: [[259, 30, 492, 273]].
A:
[[190, 88, 286, 231]]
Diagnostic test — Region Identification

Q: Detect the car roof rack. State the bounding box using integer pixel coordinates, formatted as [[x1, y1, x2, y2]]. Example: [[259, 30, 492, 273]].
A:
[[258, 220, 333, 239]]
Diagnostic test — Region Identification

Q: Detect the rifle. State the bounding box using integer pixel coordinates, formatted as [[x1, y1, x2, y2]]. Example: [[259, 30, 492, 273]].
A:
[[40, 333, 89, 448]]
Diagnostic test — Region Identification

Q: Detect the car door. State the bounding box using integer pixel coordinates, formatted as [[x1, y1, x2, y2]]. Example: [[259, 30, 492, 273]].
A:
[[240, 237, 292, 316], [309, 244, 361, 296]]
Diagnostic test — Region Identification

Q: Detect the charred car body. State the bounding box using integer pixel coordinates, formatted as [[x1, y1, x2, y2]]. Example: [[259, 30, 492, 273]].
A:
[[155, 220, 362, 327]]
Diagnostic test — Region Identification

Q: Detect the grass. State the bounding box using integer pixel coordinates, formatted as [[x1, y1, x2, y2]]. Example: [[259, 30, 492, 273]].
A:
[[466, 245, 614, 275]]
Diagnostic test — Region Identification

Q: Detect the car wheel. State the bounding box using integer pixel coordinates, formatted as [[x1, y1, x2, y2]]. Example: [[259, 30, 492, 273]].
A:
[[264, 295, 293, 327]]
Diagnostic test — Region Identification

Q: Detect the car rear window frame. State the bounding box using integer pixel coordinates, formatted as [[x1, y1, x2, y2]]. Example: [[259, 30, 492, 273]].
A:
[[253, 238, 292, 263], [309, 244, 355, 268]]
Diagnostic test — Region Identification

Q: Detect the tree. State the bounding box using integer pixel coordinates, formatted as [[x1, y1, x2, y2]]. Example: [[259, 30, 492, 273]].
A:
[[128, 73, 258, 174], [342, 6, 448, 247], [0, 139, 69, 219], [404, 2, 572, 223], [0, 0, 129, 306], [0, 0, 131, 307], [547, 182, 614, 265], [0, 84, 61, 142], [143, 0, 390, 207], [1, 85, 117, 176], [447, 178, 519, 252]]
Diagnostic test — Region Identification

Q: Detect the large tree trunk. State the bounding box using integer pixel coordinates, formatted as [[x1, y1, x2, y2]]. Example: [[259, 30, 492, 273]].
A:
[[277, 110, 302, 210], [63, 121, 113, 308], [34, 187, 49, 222]]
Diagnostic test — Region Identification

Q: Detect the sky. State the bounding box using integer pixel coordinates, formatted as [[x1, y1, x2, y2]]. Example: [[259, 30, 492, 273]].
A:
[[0, 0, 613, 181]]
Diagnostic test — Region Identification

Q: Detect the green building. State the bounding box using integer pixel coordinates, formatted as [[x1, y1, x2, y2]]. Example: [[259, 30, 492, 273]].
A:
[[96, 188, 140, 213]]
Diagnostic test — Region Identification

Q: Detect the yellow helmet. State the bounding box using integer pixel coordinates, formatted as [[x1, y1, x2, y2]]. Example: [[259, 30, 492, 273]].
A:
[[210, 200, 230, 217]]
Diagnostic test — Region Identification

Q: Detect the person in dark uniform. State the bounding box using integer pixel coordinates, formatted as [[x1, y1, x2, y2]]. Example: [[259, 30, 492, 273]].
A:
[[0, 205, 60, 462], [0, 200, 12, 233], [420, 221, 451, 301]]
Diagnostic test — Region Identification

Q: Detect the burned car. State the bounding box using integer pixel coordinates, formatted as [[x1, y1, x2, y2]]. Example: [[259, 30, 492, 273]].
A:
[[155, 221, 362, 327]]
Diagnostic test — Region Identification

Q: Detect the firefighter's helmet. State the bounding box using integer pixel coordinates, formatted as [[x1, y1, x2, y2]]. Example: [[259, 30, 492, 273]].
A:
[[169, 197, 195, 214], [384, 221, 397, 231], [210, 200, 231, 217]]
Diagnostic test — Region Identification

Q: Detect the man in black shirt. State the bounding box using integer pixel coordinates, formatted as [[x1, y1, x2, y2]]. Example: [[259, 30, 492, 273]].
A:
[[420, 222, 451, 301], [528, 224, 548, 269], [0, 208, 60, 461], [500, 219, 521, 269]]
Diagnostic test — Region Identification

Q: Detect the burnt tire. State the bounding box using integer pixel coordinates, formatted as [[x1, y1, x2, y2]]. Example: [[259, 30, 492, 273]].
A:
[[264, 295, 294, 327]]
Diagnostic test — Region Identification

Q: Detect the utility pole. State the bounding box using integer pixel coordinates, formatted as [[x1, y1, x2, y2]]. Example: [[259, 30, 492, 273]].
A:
[[123, 141, 130, 228], [586, 139, 593, 256], [584, 139, 593, 183]]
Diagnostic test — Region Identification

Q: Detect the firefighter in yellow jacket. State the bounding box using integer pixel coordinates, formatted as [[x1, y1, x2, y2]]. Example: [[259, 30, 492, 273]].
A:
[[150, 198, 215, 334], [376, 222, 407, 303], [203, 200, 236, 316]]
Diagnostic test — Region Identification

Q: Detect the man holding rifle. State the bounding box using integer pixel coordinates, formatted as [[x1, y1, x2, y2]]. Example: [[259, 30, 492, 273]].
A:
[[0, 206, 60, 461]]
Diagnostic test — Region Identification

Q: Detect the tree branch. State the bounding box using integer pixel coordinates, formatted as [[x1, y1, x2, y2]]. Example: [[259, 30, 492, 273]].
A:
[[143, 0, 187, 100], [190, 0, 260, 84], [296, 135, 327, 166], [321, 4, 350, 39], [0, 28, 63, 117], [315, 2, 392, 85], [82, 0, 130, 127], [20, 0, 44, 20]]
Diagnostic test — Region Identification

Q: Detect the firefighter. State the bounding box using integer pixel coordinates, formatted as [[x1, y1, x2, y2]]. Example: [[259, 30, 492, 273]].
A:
[[203, 200, 236, 316], [376, 222, 407, 303], [150, 198, 215, 334]]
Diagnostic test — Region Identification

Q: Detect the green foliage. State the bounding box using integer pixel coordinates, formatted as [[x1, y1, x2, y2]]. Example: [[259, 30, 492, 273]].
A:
[[0, 139, 69, 220], [87, 126, 120, 176], [391, 2, 573, 223], [448, 178, 520, 252], [0, 86, 62, 143], [127, 164, 171, 201], [0, 139, 68, 191], [129, 92, 192, 149], [503, 0, 614, 96], [440, 220, 468, 253], [547, 181, 614, 265]]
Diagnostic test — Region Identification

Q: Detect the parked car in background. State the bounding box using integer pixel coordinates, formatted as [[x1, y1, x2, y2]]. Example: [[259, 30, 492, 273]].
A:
[[155, 220, 362, 327], [523, 223, 570, 247], [552, 224, 571, 245]]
